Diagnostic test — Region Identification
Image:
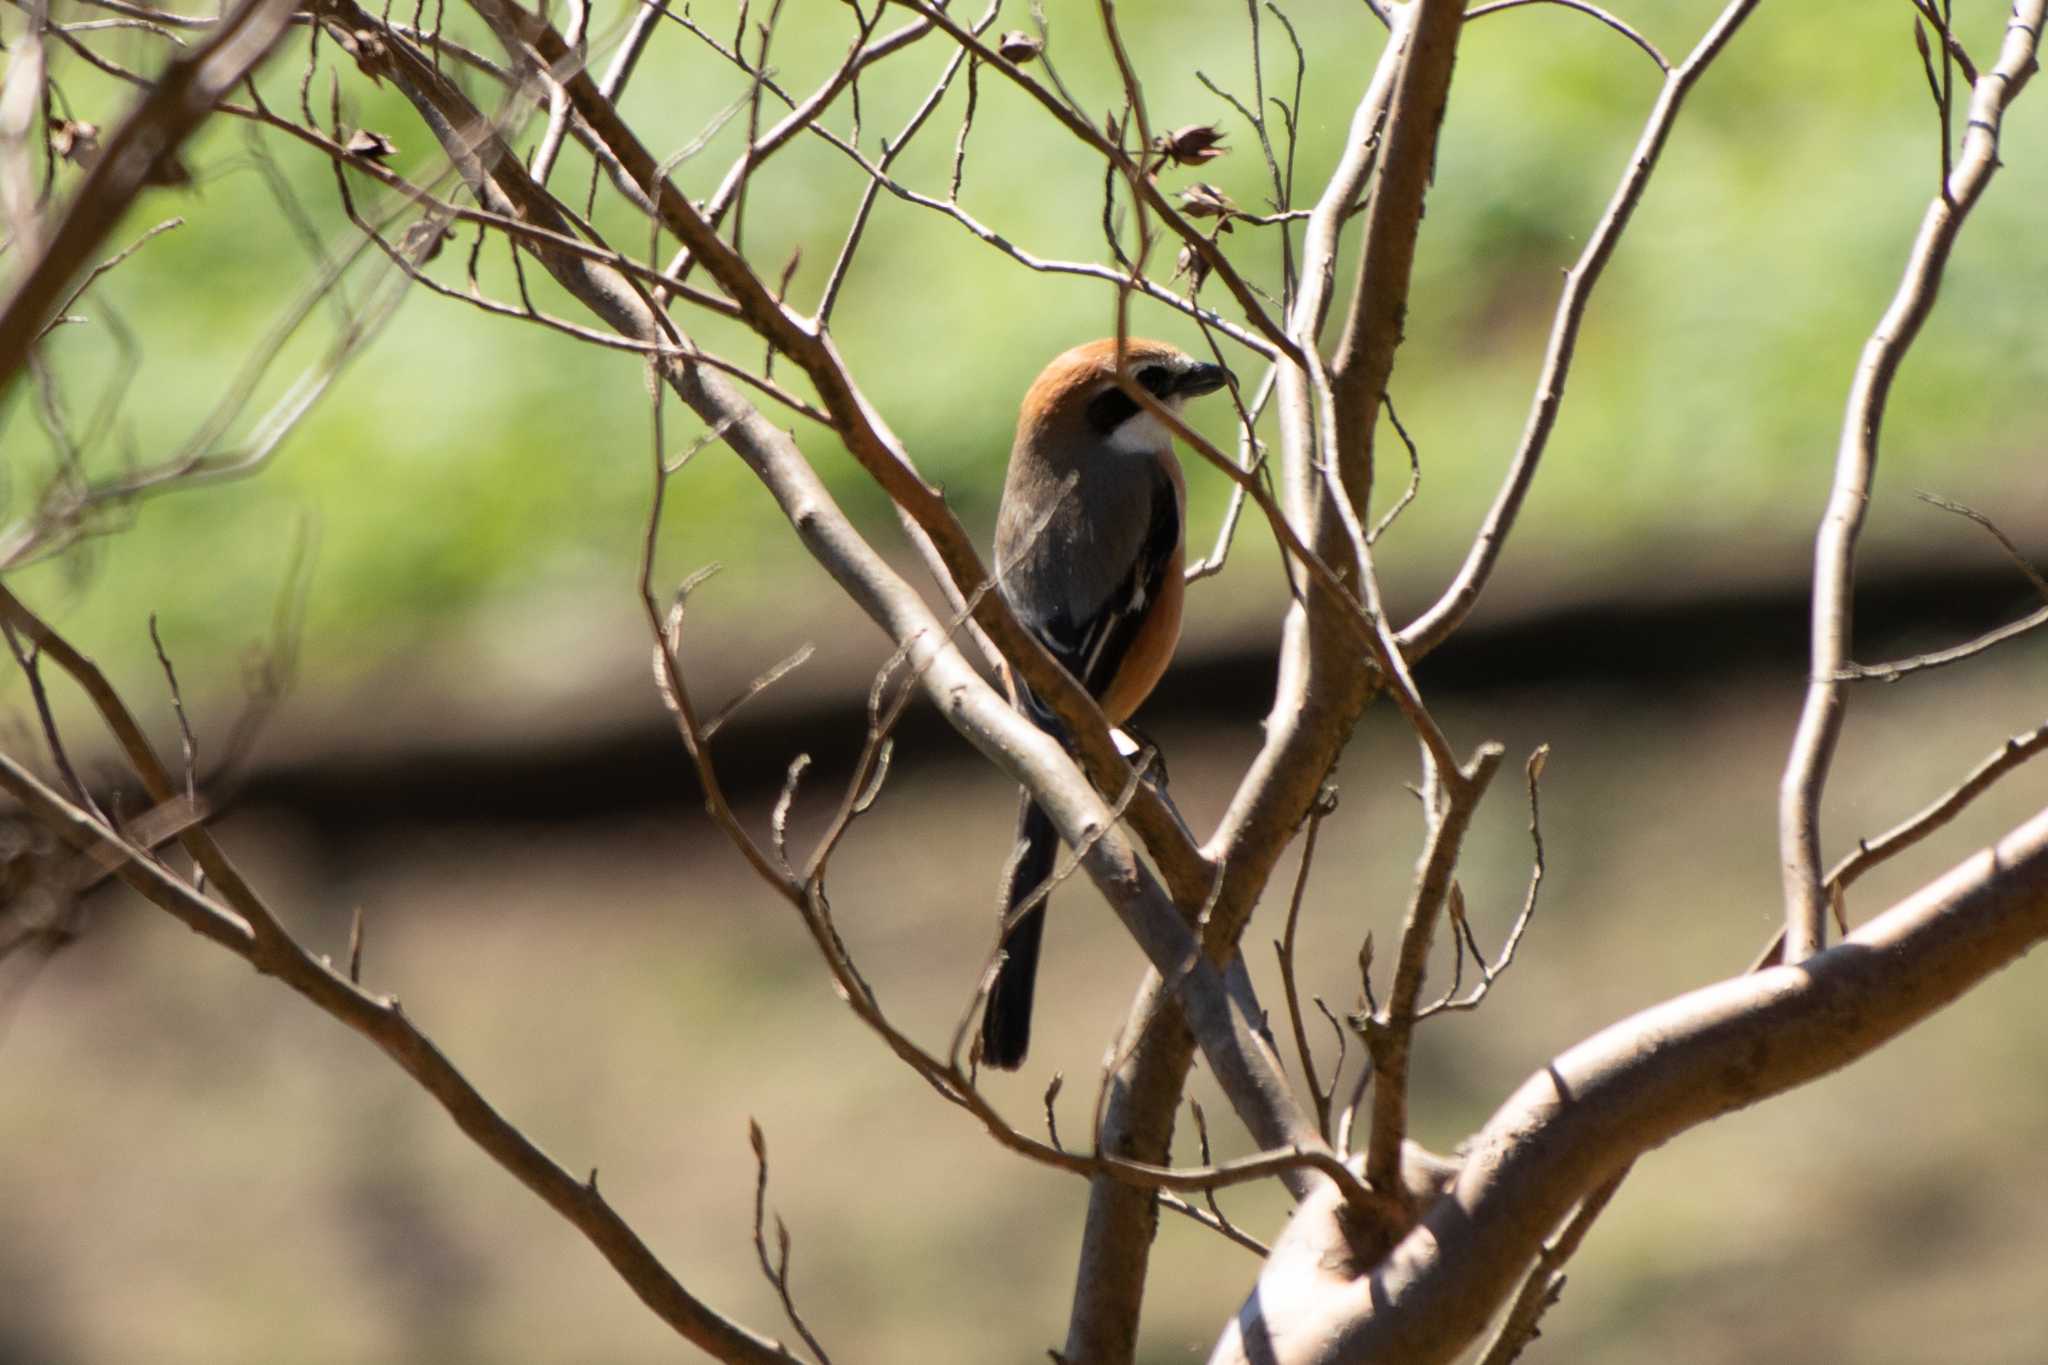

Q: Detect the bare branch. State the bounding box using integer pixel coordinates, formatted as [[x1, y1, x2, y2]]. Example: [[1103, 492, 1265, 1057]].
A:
[[1779, 0, 2044, 960], [0, 0, 297, 400], [1465, 0, 1669, 72], [1217, 800, 2048, 1364], [1834, 492, 2048, 683], [1158, 1192, 1271, 1258], [1368, 390, 1420, 544], [1419, 745, 1550, 1018], [895, 0, 1303, 367], [1827, 721, 2048, 900], [2, 621, 101, 820], [1914, 491, 2048, 601], [748, 1121, 833, 1365], [146, 614, 198, 805], [1275, 784, 1338, 1142], [1365, 743, 1504, 1194], [815, 1, 996, 327], [1067, 7, 1461, 1351], [1835, 601, 2048, 682], [0, 752, 809, 1365], [35, 216, 183, 341], [1400, 0, 1764, 657]]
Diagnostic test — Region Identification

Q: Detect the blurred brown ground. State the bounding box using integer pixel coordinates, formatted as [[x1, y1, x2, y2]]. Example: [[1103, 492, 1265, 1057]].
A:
[[4, 568, 2048, 1365]]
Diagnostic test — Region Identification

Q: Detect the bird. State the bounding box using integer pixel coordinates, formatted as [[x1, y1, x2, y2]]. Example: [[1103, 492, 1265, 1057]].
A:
[[980, 337, 1231, 1071]]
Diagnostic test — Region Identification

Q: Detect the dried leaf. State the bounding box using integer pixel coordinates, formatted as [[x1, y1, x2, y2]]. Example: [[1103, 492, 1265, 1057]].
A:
[[333, 27, 390, 84], [1156, 122, 1228, 168], [49, 119, 100, 168], [1178, 181, 1236, 219], [399, 219, 452, 263], [344, 128, 398, 160], [996, 30, 1043, 64]]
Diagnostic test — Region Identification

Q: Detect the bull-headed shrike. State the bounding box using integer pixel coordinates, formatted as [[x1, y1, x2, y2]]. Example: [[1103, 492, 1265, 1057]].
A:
[[981, 337, 1230, 1071]]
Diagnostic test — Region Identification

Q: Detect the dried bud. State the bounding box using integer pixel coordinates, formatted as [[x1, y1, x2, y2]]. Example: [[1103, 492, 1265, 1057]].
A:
[[49, 119, 100, 168], [1177, 182, 1236, 219], [1173, 242, 1211, 292], [1156, 122, 1228, 168], [399, 219, 452, 263], [996, 30, 1043, 64], [334, 27, 390, 83], [344, 128, 398, 160]]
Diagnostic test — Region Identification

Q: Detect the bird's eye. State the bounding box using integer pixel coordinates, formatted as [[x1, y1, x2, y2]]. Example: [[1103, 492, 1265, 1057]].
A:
[[1137, 366, 1174, 398]]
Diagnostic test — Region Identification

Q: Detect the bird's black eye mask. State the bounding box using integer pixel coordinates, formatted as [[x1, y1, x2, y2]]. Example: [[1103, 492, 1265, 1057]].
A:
[[1084, 365, 1177, 435]]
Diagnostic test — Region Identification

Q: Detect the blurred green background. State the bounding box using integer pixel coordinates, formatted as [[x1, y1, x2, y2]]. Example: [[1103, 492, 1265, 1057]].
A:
[[4, 0, 2048, 1361]]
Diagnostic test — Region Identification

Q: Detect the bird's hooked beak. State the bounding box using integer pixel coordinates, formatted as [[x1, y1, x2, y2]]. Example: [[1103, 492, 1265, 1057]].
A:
[[1175, 362, 1232, 398]]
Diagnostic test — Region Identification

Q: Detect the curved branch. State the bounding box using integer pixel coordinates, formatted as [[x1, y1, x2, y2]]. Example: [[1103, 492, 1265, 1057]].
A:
[[1398, 0, 1763, 658], [1464, 0, 1668, 72], [1215, 799, 2048, 1365]]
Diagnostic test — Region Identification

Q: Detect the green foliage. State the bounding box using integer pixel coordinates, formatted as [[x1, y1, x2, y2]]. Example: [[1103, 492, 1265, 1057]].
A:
[[7, 0, 2042, 703]]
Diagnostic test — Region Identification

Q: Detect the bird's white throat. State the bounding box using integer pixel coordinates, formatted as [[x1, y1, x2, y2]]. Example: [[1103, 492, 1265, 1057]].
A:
[[1107, 401, 1185, 456]]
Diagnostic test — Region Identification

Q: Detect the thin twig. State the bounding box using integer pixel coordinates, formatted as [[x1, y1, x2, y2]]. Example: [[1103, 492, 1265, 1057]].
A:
[[1465, 0, 1669, 72], [1827, 722, 2048, 898], [1369, 389, 1419, 544], [1158, 1192, 1271, 1256], [1835, 602, 2048, 683], [747, 1121, 833, 1365], [1366, 743, 1505, 1194], [898, 0, 1303, 366], [1276, 785, 1338, 1141], [1419, 745, 1550, 1017], [1, 621, 101, 820], [816, 0, 995, 326], [147, 614, 198, 805], [1915, 491, 2048, 601], [34, 215, 183, 341]]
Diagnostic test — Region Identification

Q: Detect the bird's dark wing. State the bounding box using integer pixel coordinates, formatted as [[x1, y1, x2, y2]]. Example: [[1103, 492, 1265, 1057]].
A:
[[1010, 465, 1179, 730]]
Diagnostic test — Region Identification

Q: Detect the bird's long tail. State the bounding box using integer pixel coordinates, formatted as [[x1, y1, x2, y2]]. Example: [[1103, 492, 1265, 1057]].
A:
[[981, 796, 1057, 1071]]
